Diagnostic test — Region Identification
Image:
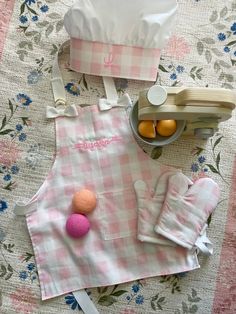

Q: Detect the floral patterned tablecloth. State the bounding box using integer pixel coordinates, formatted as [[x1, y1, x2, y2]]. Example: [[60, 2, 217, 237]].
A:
[[0, 0, 236, 313]]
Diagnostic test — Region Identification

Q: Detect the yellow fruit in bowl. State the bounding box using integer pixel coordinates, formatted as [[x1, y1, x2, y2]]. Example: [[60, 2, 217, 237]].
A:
[[138, 120, 156, 139], [156, 120, 177, 137]]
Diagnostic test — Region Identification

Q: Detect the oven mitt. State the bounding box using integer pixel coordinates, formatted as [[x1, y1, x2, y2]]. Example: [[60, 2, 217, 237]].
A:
[[133, 170, 192, 246], [154, 173, 220, 250]]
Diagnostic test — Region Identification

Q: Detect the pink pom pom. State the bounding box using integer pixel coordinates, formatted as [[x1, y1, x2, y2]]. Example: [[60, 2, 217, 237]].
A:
[[65, 213, 90, 238]]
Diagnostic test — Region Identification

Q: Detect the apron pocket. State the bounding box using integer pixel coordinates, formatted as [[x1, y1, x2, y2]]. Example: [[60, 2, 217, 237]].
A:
[[98, 189, 137, 240]]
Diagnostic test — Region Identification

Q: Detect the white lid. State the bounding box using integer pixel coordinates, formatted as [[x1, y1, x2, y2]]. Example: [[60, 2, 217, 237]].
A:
[[147, 85, 168, 106]]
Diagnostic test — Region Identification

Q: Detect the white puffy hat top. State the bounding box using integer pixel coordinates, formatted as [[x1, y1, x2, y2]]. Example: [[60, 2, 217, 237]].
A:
[[64, 0, 177, 49], [64, 0, 178, 81]]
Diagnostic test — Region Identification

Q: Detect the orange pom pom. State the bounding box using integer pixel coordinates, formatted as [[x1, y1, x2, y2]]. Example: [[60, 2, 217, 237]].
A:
[[72, 189, 97, 214]]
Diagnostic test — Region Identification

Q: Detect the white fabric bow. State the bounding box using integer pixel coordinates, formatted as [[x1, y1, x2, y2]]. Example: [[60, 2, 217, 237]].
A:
[[46, 104, 78, 118], [98, 93, 132, 111], [194, 224, 213, 256]]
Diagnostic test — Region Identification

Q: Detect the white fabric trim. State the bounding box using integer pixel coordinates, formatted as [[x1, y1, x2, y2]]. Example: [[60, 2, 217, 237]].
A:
[[14, 201, 37, 216], [194, 224, 213, 256], [46, 104, 78, 119], [51, 41, 70, 106], [51, 77, 66, 104], [102, 76, 118, 101], [73, 290, 99, 314], [98, 93, 132, 111]]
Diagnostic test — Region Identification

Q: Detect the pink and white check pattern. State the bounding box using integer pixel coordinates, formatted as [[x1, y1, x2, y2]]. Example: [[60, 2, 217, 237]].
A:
[[70, 38, 161, 81], [155, 173, 220, 249], [26, 106, 199, 300]]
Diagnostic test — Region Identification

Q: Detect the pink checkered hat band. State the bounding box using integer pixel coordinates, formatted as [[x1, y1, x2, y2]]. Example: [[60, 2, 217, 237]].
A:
[[70, 38, 161, 81]]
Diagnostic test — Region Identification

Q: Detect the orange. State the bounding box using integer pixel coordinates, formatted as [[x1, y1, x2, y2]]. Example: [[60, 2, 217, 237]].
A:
[[138, 120, 156, 138], [156, 120, 177, 137]]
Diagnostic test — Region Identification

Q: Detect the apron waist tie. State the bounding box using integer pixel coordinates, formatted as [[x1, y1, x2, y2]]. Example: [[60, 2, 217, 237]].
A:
[[73, 290, 100, 314], [14, 200, 37, 216]]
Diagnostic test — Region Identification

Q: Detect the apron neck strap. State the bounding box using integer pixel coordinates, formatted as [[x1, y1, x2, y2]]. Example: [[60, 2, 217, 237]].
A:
[[51, 40, 69, 107]]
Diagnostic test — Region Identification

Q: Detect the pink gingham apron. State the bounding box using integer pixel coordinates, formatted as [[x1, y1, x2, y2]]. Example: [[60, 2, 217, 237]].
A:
[[15, 104, 199, 297], [14, 47, 200, 313]]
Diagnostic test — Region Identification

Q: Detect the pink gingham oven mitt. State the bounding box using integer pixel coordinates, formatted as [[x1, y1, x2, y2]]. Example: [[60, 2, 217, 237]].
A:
[[154, 173, 220, 250], [134, 170, 192, 246]]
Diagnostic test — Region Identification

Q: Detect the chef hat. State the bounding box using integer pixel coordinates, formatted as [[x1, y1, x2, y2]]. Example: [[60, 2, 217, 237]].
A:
[[64, 0, 178, 81]]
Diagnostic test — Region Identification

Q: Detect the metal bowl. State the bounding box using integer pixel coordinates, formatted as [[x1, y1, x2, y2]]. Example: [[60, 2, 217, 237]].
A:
[[129, 101, 186, 147]]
